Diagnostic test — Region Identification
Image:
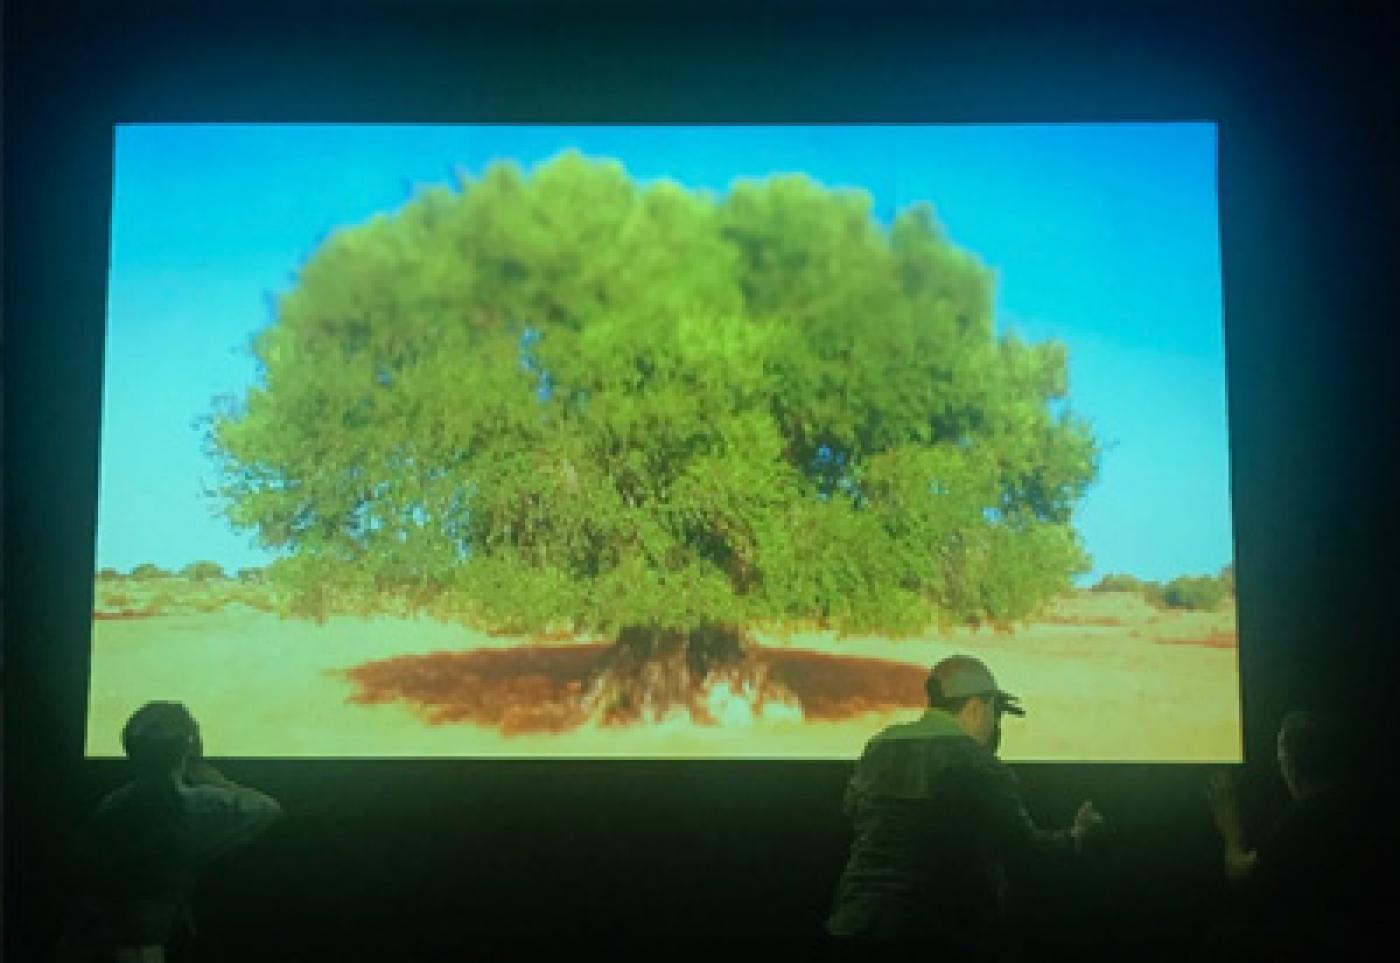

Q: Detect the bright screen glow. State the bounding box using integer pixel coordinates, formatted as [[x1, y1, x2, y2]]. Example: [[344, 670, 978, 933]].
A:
[[88, 123, 1238, 760]]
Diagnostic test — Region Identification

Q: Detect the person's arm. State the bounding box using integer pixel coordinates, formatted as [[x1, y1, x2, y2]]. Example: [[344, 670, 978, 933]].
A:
[[185, 759, 245, 791], [182, 761, 283, 861], [979, 757, 1106, 858], [1222, 846, 1259, 885], [1068, 800, 1107, 853], [1207, 772, 1258, 887]]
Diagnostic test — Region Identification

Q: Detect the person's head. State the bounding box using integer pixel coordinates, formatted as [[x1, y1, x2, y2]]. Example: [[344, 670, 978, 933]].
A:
[[1276, 710, 1342, 800], [926, 655, 1024, 753], [121, 701, 199, 781]]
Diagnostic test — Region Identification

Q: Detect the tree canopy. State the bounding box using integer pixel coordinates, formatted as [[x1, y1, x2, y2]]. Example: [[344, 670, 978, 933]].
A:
[[211, 151, 1097, 634]]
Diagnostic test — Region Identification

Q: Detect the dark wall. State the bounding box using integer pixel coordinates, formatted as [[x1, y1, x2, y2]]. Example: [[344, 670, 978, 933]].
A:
[[7, 2, 1398, 958]]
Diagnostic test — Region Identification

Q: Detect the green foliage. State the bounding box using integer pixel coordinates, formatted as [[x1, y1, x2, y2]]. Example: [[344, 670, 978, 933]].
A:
[[91, 568, 281, 618], [210, 152, 1099, 632], [1091, 573, 1145, 593], [1159, 575, 1228, 611], [146, 588, 180, 615], [99, 589, 133, 610], [1094, 568, 1233, 611], [180, 560, 227, 582], [129, 563, 168, 580]]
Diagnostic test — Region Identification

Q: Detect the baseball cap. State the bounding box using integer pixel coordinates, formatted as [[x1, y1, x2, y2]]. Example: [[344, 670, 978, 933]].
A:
[[928, 655, 1025, 716]]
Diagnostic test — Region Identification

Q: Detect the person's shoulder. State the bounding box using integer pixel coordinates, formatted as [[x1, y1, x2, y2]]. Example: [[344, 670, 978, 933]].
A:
[[90, 781, 162, 822], [860, 722, 988, 775], [869, 711, 966, 742], [866, 720, 918, 744]]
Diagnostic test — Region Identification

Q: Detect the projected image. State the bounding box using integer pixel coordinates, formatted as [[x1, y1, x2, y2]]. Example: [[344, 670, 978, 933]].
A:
[[88, 124, 1238, 759]]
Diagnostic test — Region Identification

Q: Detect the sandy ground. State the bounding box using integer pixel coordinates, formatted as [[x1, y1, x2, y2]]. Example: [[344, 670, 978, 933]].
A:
[[85, 592, 1240, 761]]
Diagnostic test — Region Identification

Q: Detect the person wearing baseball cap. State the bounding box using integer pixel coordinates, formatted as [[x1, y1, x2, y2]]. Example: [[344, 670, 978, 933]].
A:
[[926, 654, 1026, 753], [825, 655, 1106, 956]]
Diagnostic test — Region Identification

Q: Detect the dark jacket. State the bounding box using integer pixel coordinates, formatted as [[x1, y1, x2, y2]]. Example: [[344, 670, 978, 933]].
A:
[[1243, 786, 1388, 956], [70, 778, 282, 951], [827, 709, 1074, 944]]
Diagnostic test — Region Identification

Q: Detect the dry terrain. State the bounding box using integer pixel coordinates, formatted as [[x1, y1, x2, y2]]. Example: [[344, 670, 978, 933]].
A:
[[86, 587, 1240, 761]]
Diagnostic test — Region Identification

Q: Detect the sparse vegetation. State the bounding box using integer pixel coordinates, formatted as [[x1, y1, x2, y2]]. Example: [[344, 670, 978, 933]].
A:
[[86, 586, 1241, 759], [180, 560, 227, 582], [94, 564, 278, 618], [1159, 576, 1228, 611], [1090, 573, 1145, 594], [1091, 565, 1235, 612]]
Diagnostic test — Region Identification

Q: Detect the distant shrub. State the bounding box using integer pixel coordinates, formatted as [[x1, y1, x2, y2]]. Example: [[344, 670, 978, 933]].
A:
[[224, 581, 275, 611], [100, 590, 132, 610], [241, 592, 277, 613], [1159, 576, 1227, 611], [1092, 573, 1145, 593], [1094, 569, 1230, 612], [1139, 581, 1166, 607], [97, 567, 122, 580], [181, 560, 227, 582], [146, 589, 180, 615], [129, 563, 168, 580], [236, 567, 266, 583]]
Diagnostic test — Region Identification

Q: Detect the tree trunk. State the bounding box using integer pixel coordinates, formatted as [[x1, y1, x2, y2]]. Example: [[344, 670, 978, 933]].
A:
[[580, 622, 799, 726]]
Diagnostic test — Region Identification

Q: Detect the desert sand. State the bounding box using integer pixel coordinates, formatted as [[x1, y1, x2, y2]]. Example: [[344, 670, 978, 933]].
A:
[[85, 589, 1239, 761]]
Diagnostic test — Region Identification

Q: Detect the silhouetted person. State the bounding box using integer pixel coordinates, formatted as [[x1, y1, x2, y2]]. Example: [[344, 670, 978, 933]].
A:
[[826, 655, 1105, 959], [1206, 709, 1383, 959], [60, 702, 281, 962]]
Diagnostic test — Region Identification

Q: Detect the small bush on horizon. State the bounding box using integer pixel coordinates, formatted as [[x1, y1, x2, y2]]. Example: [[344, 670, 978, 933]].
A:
[[181, 560, 227, 582], [1091, 573, 1144, 594], [1092, 568, 1233, 612], [100, 590, 132, 610], [1159, 575, 1228, 611]]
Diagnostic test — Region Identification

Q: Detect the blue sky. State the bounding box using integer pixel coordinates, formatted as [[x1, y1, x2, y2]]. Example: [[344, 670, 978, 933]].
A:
[[97, 123, 1231, 583]]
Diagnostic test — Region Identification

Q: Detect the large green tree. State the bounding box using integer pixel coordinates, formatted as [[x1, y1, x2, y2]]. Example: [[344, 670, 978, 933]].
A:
[[211, 151, 1097, 641]]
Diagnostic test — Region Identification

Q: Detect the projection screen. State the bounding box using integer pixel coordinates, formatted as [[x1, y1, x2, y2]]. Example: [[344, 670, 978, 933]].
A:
[[87, 124, 1239, 760]]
